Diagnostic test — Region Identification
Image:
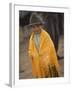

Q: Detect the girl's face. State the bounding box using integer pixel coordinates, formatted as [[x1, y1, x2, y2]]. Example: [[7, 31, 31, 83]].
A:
[[31, 24, 41, 33]]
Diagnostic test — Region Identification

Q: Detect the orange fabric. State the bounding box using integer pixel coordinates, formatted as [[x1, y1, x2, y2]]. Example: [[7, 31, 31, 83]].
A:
[[28, 29, 60, 78]]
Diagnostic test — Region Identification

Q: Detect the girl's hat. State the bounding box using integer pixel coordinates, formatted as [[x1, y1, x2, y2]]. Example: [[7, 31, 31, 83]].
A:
[[24, 13, 45, 28]]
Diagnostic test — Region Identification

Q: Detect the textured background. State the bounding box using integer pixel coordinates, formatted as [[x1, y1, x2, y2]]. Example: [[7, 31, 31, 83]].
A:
[[19, 12, 64, 79]]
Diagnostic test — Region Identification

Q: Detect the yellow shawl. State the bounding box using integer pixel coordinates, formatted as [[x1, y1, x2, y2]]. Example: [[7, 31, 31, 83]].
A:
[[28, 29, 60, 78]]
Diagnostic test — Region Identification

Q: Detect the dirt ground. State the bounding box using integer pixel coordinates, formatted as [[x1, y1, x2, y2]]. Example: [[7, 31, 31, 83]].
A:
[[19, 27, 64, 79]]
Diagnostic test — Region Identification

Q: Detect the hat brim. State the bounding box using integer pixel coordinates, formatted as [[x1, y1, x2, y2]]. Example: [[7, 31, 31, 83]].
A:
[[23, 22, 44, 29]]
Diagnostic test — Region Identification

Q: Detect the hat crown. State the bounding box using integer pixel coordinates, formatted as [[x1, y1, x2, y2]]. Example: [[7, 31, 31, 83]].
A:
[[30, 13, 44, 25]]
